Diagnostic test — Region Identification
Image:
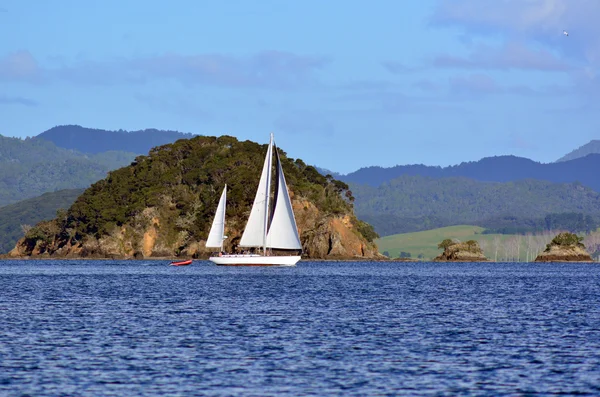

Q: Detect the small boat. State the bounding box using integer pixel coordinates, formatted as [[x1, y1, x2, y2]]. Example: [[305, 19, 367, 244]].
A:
[[206, 133, 302, 266], [170, 259, 192, 266]]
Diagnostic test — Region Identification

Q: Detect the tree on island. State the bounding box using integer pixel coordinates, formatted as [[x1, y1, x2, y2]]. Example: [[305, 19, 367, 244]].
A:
[[545, 232, 585, 250]]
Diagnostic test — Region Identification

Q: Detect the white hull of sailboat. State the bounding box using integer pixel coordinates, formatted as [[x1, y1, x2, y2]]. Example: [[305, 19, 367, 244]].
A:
[[209, 254, 301, 267]]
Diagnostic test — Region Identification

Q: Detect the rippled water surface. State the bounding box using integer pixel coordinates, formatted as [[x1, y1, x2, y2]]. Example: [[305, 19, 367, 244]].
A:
[[1, 260, 600, 396]]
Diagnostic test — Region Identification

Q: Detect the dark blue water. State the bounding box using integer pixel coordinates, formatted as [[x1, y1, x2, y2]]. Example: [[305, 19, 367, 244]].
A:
[[1, 260, 599, 396]]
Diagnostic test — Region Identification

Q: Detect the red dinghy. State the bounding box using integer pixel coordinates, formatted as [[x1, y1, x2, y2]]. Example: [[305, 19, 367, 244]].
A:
[[170, 259, 192, 266]]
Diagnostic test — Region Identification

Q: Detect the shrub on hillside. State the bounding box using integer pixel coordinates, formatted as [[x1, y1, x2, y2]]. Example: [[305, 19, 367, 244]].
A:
[[546, 232, 585, 251]]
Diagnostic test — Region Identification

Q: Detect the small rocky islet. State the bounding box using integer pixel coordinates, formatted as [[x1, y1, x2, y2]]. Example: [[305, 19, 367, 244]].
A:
[[534, 232, 594, 262], [431, 232, 594, 263], [433, 239, 489, 262]]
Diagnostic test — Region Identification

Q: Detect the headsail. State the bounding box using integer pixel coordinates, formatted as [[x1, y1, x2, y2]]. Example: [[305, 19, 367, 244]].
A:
[[206, 185, 227, 249], [239, 137, 273, 247], [266, 147, 302, 250]]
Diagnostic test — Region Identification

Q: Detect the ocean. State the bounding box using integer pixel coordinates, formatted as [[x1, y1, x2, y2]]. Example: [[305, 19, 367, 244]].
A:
[[1, 260, 599, 396]]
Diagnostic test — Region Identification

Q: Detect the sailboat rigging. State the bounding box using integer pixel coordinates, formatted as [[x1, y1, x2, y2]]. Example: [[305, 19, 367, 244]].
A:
[[207, 134, 302, 266]]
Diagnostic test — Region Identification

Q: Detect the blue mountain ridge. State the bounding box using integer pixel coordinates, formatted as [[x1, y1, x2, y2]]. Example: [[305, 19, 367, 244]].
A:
[[337, 154, 600, 192], [35, 125, 196, 155]]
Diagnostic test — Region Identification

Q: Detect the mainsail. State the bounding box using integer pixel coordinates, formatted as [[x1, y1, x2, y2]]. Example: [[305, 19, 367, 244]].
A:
[[206, 185, 227, 249], [239, 136, 273, 247], [266, 148, 302, 250]]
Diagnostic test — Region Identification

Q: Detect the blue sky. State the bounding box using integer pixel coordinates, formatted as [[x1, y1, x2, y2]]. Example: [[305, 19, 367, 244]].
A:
[[1, 0, 599, 173]]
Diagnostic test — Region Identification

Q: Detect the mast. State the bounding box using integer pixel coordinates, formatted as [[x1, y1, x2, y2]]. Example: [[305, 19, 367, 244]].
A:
[[220, 185, 226, 253], [262, 133, 273, 255]]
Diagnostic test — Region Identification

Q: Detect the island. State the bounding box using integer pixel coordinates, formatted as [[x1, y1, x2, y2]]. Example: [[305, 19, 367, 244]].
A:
[[534, 232, 594, 262], [8, 135, 382, 260], [434, 239, 489, 262]]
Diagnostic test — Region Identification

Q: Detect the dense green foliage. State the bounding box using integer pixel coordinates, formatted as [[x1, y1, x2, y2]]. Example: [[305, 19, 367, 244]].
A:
[[88, 151, 138, 169], [481, 212, 598, 235], [438, 239, 455, 249], [546, 232, 585, 250], [352, 176, 600, 236], [0, 189, 83, 253], [36, 125, 196, 154], [29, 136, 368, 248], [0, 135, 134, 206]]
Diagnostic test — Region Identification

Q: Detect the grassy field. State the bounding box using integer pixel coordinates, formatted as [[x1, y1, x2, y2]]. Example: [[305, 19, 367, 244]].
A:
[[375, 225, 555, 261]]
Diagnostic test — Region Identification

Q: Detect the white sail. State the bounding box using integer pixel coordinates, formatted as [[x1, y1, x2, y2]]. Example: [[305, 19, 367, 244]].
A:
[[206, 185, 227, 249], [239, 138, 273, 247], [266, 148, 302, 250]]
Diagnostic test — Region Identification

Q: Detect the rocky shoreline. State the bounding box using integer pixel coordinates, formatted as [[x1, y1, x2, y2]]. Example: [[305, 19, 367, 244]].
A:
[[534, 246, 594, 262]]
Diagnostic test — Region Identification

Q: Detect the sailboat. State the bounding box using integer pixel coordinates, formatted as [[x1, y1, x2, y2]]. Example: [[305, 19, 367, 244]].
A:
[[207, 133, 302, 266]]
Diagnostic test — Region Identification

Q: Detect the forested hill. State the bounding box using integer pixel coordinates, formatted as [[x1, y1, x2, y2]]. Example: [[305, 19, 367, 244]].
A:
[[13, 135, 379, 259], [339, 154, 600, 192], [351, 175, 600, 236], [0, 135, 133, 206], [35, 125, 196, 154], [0, 189, 84, 253]]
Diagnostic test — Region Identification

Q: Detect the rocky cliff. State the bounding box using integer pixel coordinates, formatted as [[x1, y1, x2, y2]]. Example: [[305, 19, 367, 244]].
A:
[[534, 232, 593, 262], [434, 240, 489, 262], [9, 135, 381, 260]]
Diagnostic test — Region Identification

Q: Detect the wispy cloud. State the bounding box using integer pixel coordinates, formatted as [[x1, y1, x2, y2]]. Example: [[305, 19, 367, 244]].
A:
[[434, 42, 571, 71], [0, 50, 329, 90], [129, 51, 328, 89], [432, 0, 600, 65], [506, 133, 538, 150], [413, 79, 443, 92], [381, 61, 419, 74], [450, 73, 498, 94], [274, 110, 335, 137], [449, 73, 541, 98], [338, 80, 395, 91], [0, 51, 42, 83], [0, 94, 39, 106], [431, 0, 600, 101], [134, 92, 212, 120], [432, 0, 595, 35]]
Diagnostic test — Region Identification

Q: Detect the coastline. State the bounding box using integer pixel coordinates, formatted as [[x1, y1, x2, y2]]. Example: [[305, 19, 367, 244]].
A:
[[2, 256, 595, 263]]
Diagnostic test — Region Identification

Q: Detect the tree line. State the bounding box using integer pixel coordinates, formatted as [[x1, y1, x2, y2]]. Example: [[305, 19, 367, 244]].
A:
[[350, 175, 600, 236]]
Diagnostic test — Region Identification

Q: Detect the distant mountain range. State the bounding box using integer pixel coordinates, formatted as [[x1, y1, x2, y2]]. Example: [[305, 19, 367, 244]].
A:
[[36, 125, 196, 154], [556, 140, 600, 162], [338, 154, 600, 192]]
